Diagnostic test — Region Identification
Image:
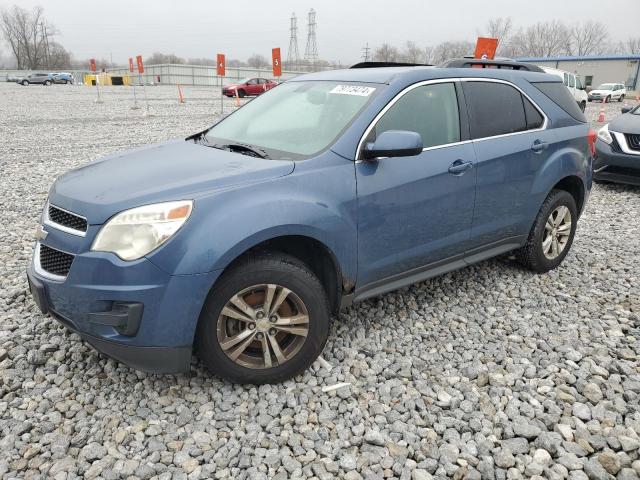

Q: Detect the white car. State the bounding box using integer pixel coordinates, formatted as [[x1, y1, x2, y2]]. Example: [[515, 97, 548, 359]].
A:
[[588, 83, 626, 103], [541, 67, 588, 112]]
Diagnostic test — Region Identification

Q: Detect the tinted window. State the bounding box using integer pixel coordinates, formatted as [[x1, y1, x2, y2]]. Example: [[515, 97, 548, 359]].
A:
[[576, 77, 583, 89], [533, 81, 587, 123], [568, 75, 575, 88], [523, 96, 544, 129], [563, 73, 569, 86], [371, 82, 460, 149], [464, 82, 527, 139]]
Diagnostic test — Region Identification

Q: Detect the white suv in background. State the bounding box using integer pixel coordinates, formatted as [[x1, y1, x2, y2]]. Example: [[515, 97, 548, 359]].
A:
[[541, 67, 588, 112], [588, 83, 627, 103]]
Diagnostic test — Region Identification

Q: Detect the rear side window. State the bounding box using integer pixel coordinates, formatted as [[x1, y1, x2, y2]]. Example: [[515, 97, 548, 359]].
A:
[[532, 82, 587, 123], [371, 82, 461, 149], [568, 75, 575, 88], [464, 81, 537, 139]]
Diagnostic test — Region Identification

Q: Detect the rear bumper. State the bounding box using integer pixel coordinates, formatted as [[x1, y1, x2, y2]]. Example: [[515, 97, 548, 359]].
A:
[[594, 139, 640, 185]]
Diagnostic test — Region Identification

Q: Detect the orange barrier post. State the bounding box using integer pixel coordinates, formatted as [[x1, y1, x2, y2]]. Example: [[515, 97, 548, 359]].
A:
[[597, 102, 606, 123], [177, 83, 184, 104], [235, 89, 240, 107]]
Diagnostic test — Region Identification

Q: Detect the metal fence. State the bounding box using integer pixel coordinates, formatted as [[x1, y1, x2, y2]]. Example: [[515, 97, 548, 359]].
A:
[[0, 64, 315, 86]]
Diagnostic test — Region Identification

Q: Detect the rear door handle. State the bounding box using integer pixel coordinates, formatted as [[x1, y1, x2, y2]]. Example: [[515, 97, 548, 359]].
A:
[[448, 160, 473, 175], [531, 140, 549, 152]]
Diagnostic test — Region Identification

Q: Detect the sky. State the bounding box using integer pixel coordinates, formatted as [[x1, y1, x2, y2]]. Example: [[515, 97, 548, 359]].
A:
[[1, 0, 639, 65]]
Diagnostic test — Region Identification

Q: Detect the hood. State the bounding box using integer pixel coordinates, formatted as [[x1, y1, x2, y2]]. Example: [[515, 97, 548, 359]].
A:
[[590, 89, 612, 95], [224, 83, 240, 89], [609, 112, 640, 135], [49, 140, 295, 224]]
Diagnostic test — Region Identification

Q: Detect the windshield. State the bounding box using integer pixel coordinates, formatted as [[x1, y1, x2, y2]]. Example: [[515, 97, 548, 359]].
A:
[[596, 84, 615, 90], [629, 105, 640, 115], [205, 81, 380, 159]]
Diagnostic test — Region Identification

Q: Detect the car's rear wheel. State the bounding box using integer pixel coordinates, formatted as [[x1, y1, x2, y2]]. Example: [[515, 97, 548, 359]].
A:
[[237, 89, 246, 98], [44, 80, 51, 86], [196, 253, 330, 384], [517, 189, 577, 273]]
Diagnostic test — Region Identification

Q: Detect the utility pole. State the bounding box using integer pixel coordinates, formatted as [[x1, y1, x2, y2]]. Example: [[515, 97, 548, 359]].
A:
[[362, 43, 371, 62], [304, 8, 318, 71], [287, 13, 300, 72]]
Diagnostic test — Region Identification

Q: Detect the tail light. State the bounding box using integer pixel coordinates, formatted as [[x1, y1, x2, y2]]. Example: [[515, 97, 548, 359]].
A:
[[588, 128, 597, 156]]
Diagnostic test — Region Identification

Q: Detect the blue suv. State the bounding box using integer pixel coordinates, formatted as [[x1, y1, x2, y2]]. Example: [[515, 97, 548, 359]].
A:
[[27, 59, 594, 384]]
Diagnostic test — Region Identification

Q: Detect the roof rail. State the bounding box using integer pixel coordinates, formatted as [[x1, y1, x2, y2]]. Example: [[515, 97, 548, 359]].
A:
[[350, 61, 432, 69], [442, 58, 545, 73]]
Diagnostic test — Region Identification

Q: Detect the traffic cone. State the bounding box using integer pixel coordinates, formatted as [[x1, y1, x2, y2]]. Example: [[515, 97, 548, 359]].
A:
[[177, 83, 184, 104], [597, 102, 605, 123], [235, 89, 240, 107]]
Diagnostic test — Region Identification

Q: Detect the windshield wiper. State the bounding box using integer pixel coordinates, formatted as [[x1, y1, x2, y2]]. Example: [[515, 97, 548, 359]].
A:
[[220, 143, 270, 159]]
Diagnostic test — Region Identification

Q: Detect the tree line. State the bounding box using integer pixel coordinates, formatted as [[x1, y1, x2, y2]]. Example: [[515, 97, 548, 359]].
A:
[[373, 17, 640, 64]]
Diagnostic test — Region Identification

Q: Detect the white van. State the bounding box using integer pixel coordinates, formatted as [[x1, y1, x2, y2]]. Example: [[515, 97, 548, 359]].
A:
[[541, 67, 588, 112]]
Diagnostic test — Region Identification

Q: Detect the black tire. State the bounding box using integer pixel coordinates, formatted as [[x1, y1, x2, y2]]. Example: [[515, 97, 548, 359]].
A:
[[579, 101, 586, 112], [196, 253, 330, 384], [237, 89, 246, 98], [21, 80, 28, 86], [618, 94, 624, 103], [588, 99, 592, 102], [517, 189, 577, 273], [606, 95, 611, 103], [44, 80, 51, 86]]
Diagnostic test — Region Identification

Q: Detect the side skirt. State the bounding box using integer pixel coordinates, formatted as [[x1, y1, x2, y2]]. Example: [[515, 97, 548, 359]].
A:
[[340, 236, 525, 308]]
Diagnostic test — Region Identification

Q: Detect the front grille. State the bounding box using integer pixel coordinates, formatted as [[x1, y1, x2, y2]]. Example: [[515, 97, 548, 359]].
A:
[[48, 205, 87, 233], [39, 244, 74, 277], [625, 134, 640, 151]]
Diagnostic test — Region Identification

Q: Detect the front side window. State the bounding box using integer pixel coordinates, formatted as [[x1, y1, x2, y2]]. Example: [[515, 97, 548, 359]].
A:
[[464, 81, 532, 139], [367, 82, 460, 150], [205, 81, 380, 159], [576, 77, 583, 89]]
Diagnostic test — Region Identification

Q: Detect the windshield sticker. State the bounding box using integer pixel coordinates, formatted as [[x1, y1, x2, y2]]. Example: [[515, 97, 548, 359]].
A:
[[330, 85, 376, 96]]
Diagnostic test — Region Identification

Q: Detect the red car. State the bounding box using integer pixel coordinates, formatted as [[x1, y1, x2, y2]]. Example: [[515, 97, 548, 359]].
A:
[[222, 77, 278, 97]]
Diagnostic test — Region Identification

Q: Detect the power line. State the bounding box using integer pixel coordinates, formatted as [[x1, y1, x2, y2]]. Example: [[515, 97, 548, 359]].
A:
[[287, 12, 300, 71]]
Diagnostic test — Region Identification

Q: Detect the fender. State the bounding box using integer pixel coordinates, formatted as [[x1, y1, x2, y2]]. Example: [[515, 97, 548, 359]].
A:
[[146, 152, 358, 286]]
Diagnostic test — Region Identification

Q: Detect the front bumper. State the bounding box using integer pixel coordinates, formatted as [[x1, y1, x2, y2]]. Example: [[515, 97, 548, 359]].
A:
[[27, 236, 221, 373], [594, 139, 640, 186]]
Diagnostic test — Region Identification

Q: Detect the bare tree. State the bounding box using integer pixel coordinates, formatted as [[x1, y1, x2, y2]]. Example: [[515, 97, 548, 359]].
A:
[[569, 22, 608, 56], [402, 41, 424, 63], [146, 52, 185, 65], [616, 37, 640, 54], [430, 41, 474, 64], [510, 21, 571, 57], [246, 54, 269, 69], [485, 17, 513, 43], [374, 43, 400, 62], [0, 5, 66, 69]]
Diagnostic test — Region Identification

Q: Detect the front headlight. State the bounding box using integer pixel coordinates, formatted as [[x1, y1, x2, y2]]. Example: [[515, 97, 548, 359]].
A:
[[91, 200, 193, 261], [597, 124, 613, 145]]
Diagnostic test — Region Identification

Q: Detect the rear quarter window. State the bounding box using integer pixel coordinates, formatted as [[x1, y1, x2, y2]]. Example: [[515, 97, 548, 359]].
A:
[[532, 82, 586, 123]]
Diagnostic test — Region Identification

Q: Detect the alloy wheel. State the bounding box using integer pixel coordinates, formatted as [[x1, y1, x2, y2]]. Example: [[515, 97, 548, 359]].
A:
[[216, 284, 309, 369], [542, 205, 572, 260]]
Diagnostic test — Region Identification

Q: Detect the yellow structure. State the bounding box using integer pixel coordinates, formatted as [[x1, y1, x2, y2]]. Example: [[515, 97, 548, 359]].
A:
[[84, 73, 131, 86]]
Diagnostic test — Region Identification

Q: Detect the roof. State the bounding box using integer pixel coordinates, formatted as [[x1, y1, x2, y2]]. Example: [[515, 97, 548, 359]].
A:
[[518, 54, 640, 62]]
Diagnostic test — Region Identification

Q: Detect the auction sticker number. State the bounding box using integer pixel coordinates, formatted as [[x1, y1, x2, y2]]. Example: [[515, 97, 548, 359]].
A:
[[330, 85, 376, 96]]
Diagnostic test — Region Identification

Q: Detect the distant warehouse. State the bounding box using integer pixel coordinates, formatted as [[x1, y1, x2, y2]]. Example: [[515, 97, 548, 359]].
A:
[[518, 55, 640, 92]]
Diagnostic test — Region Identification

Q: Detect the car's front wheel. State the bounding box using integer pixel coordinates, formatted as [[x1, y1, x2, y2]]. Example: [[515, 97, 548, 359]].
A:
[[44, 80, 51, 86], [517, 189, 577, 273], [21, 80, 28, 86], [237, 89, 246, 98], [619, 94, 624, 103], [196, 253, 330, 384], [579, 101, 586, 112]]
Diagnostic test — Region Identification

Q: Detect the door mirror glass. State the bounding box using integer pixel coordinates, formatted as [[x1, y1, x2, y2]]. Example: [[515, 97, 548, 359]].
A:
[[362, 130, 423, 160]]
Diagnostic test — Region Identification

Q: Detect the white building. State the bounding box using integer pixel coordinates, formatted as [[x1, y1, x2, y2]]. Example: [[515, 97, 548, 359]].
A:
[[519, 55, 640, 94]]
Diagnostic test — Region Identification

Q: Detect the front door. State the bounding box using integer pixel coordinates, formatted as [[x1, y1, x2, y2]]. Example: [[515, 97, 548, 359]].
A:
[[356, 81, 477, 287]]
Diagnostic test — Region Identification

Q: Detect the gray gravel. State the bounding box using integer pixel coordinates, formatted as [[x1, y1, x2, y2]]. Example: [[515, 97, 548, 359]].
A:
[[1, 83, 639, 480]]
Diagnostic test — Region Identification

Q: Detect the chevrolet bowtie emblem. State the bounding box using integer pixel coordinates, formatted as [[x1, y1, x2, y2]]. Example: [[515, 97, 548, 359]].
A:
[[35, 225, 48, 241]]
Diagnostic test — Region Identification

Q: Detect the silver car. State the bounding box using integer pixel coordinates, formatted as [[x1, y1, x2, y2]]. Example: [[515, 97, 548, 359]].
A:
[[18, 73, 53, 86]]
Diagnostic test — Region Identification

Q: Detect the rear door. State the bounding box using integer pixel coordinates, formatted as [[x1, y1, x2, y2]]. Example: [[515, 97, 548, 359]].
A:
[[462, 79, 553, 249], [355, 80, 477, 287]]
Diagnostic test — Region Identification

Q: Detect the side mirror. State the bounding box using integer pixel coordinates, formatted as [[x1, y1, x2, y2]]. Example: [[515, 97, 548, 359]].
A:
[[621, 107, 632, 114], [362, 130, 423, 160]]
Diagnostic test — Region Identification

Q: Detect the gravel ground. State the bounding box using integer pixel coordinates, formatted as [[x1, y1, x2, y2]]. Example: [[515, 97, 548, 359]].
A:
[[1, 82, 639, 480]]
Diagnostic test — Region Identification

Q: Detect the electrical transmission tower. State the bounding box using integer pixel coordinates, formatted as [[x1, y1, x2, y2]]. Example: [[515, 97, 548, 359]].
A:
[[362, 43, 371, 62], [304, 8, 318, 70], [286, 13, 300, 71]]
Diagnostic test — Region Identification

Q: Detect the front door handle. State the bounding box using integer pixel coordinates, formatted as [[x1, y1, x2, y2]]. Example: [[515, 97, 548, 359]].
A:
[[531, 140, 549, 152], [448, 160, 473, 175]]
